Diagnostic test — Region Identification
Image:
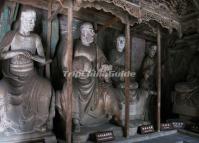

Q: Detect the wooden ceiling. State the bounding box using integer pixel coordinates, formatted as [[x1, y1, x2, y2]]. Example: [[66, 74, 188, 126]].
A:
[[6, 0, 199, 37]]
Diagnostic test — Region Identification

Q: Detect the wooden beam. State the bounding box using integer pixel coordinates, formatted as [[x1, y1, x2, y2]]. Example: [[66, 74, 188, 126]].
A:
[[48, 4, 63, 21], [0, 0, 6, 15], [157, 26, 161, 132], [46, 0, 53, 79], [65, 2, 73, 143], [97, 17, 119, 32], [124, 22, 130, 138]]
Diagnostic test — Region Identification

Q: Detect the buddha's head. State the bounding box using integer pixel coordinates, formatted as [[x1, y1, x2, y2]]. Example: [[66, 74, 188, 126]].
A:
[[20, 9, 36, 35], [116, 35, 125, 53], [80, 22, 95, 46], [148, 45, 157, 58]]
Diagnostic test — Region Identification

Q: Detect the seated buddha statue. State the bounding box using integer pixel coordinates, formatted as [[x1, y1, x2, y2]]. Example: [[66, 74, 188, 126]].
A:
[[108, 35, 138, 102], [173, 53, 199, 117], [0, 9, 54, 136]]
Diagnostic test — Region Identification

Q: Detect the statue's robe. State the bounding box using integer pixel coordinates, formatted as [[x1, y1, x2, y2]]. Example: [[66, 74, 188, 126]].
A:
[[73, 77, 120, 126], [141, 56, 156, 90], [72, 41, 120, 126], [0, 31, 54, 135], [74, 41, 107, 70], [108, 49, 125, 85], [175, 54, 199, 108]]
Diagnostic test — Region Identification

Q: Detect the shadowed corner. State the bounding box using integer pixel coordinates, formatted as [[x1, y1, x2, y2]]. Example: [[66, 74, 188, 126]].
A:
[[0, 0, 6, 15]]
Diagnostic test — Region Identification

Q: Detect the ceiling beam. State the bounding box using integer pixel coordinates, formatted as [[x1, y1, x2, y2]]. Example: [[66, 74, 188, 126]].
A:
[[97, 17, 119, 33], [9, 0, 123, 30]]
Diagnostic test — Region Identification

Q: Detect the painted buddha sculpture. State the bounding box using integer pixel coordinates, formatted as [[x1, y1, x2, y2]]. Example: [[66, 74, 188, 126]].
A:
[[0, 9, 54, 136], [109, 36, 156, 122], [71, 22, 121, 132], [109, 35, 138, 102], [140, 45, 157, 91]]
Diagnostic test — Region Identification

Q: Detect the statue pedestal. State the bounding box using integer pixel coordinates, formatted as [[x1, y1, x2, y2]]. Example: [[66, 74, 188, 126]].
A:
[[173, 91, 199, 122], [0, 132, 57, 143], [121, 102, 147, 121], [73, 120, 150, 143]]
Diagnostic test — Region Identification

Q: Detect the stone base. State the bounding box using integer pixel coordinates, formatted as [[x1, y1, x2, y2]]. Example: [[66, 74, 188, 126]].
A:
[[73, 120, 150, 143], [121, 102, 145, 121], [0, 132, 57, 143], [173, 104, 199, 118]]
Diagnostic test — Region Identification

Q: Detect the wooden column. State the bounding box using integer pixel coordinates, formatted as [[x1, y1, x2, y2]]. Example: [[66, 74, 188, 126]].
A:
[[0, 0, 6, 15], [124, 22, 131, 137], [65, 3, 73, 143], [157, 26, 161, 132], [46, 0, 53, 78]]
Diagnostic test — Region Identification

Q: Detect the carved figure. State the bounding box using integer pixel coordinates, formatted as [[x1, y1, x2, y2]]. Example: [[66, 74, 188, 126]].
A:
[[71, 23, 121, 132], [173, 52, 199, 117], [109, 35, 138, 102], [141, 45, 157, 90], [0, 9, 54, 136]]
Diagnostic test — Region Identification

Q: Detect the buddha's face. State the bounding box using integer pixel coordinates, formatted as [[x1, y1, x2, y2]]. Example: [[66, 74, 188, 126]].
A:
[[116, 35, 125, 53], [149, 45, 157, 58], [80, 23, 95, 46], [20, 10, 36, 34]]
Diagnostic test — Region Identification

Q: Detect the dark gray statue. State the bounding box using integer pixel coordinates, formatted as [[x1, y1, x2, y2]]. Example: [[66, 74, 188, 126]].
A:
[[140, 45, 157, 90], [109, 35, 138, 102], [173, 52, 199, 118], [0, 9, 54, 136], [109, 35, 155, 123]]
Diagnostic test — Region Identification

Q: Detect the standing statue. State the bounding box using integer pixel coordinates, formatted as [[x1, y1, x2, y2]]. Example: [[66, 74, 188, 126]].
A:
[[141, 45, 157, 90], [0, 9, 54, 136], [139, 45, 157, 121]]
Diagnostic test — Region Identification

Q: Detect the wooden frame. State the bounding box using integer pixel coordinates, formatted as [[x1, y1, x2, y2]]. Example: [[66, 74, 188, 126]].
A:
[[2, 0, 182, 142]]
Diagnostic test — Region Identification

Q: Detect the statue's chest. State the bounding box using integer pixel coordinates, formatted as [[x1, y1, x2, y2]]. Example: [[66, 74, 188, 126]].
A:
[[75, 46, 96, 62], [11, 35, 36, 53]]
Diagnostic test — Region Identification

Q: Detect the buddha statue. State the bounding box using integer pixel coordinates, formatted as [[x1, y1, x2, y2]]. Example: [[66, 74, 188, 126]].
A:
[[109, 35, 153, 123], [109, 35, 138, 102], [0, 9, 54, 136], [173, 51, 199, 118], [58, 22, 121, 133], [140, 45, 157, 90], [72, 56, 121, 132]]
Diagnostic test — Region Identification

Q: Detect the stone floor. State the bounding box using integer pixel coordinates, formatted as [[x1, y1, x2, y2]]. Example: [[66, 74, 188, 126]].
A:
[[113, 130, 199, 143], [136, 133, 199, 143]]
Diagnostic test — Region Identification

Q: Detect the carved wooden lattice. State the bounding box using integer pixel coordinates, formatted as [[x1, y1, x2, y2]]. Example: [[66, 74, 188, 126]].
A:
[[76, 0, 182, 33]]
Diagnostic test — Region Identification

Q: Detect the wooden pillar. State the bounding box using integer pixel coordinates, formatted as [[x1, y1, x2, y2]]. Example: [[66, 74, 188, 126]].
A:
[[0, 0, 6, 15], [157, 26, 161, 132], [65, 3, 73, 143], [46, 0, 53, 78], [124, 22, 131, 137]]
